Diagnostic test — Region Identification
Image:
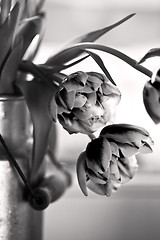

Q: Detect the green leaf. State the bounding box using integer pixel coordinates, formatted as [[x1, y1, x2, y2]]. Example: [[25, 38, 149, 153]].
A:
[[68, 13, 135, 45], [0, 38, 23, 94], [36, 0, 45, 13], [48, 42, 152, 78], [15, 15, 44, 60], [139, 48, 160, 64], [47, 122, 58, 165], [0, 0, 11, 25], [84, 49, 116, 85], [25, 0, 45, 17], [46, 13, 135, 65], [0, 2, 20, 71], [17, 79, 54, 179], [49, 95, 58, 121], [23, 34, 43, 61]]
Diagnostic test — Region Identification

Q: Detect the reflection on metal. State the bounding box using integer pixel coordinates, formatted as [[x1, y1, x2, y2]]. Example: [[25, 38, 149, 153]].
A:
[[0, 96, 43, 240]]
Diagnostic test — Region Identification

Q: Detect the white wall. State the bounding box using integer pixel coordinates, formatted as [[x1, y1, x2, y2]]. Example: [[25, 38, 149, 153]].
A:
[[42, 0, 160, 47], [36, 2, 160, 239]]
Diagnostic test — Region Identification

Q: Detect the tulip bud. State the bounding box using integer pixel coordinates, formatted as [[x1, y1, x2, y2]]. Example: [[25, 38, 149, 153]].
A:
[[143, 67, 160, 124], [76, 123, 153, 196], [54, 71, 121, 135]]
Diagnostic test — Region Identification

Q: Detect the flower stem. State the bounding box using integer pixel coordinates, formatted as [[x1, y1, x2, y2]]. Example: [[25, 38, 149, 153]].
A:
[[19, 61, 59, 90], [53, 43, 152, 78], [79, 43, 153, 78], [0, 134, 53, 210], [0, 134, 34, 197], [88, 133, 96, 140]]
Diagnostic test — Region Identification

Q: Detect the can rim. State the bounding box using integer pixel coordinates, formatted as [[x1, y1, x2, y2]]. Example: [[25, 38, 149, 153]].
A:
[[0, 95, 24, 101]]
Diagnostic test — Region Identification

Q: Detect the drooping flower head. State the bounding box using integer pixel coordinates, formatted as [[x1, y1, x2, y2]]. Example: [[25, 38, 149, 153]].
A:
[[55, 71, 121, 135], [76, 124, 153, 196], [143, 67, 160, 124]]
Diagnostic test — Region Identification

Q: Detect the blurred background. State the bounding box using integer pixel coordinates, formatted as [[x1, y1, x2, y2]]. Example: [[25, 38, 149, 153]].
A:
[[35, 0, 160, 239]]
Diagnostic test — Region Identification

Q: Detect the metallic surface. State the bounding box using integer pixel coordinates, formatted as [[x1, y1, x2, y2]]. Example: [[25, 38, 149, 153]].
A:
[[0, 96, 43, 240]]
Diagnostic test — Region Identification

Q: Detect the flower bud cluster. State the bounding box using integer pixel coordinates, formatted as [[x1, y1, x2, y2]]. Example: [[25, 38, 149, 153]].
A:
[[77, 124, 153, 196], [55, 71, 121, 134]]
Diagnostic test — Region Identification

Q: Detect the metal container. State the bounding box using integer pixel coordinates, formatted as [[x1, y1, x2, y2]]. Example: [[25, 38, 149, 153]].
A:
[[0, 96, 43, 240]]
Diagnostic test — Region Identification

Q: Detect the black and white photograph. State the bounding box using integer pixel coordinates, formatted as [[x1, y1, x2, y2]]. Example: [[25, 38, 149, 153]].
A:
[[0, 1, 160, 240]]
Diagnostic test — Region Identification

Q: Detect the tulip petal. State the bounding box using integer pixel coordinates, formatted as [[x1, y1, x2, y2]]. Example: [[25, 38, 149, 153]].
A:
[[58, 114, 81, 134], [109, 142, 120, 157], [58, 88, 75, 110], [139, 141, 153, 154], [86, 138, 112, 173], [102, 169, 110, 180], [101, 81, 121, 96], [117, 142, 139, 157], [74, 102, 104, 122], [76, 151, 88, 196], [105, 179, 112, 197], [63, 71, 88, 91], [118, 156, 138, 183], [143, 82, 160, 124], [74, 93, 87, 107], [100, 123, 149, 147], [87, 180, 106, 195], [77, 85, 93, 93], [86, 138, 106, 173], [110, 160, 120, 180], [87, 168, 106, 184], [56, 97, 70, 114], [111, 181, 121, 192], [73, 107, 92, 120], [85, 92, 96, 108], [87, 72, 103, 91], [100, 95, 121, 110], [117, 159, 132, 181], [101, 138, 112, 170]]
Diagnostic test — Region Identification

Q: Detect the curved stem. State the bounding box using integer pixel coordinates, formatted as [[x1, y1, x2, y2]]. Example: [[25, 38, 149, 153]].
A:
[[80, 44, 153, 78], [53, 43, 153, 78], [88, 133, 96, 140], [0, 134, 35, 197], [18, 61, 59, 90]]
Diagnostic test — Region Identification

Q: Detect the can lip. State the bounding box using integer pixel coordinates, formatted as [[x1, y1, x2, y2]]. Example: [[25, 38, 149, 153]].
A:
[[0, 95, 24, 101]]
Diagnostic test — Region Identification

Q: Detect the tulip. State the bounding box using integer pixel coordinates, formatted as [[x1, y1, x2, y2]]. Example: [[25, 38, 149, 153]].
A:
[[143, 70, 160, 123], [55, 71, 121, 134], [76, 124, 153, 196], [99, 123, 153, 153]]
